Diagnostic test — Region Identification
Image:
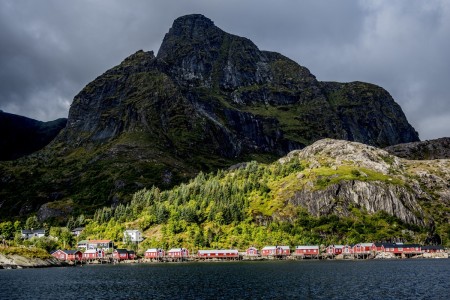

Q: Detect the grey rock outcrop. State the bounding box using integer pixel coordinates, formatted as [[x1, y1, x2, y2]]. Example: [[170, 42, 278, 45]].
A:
[[280, 139, 449, 228], [385, 137, 450, 160]]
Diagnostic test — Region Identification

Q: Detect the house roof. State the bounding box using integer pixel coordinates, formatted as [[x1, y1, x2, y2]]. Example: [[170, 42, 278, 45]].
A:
[[262, 246, 290, 250], [357, 243, 375, 247], [378, 243, 421, 248], [168, 248, 187, 252], [422, 245, 444, 250], [21, 229, 45, 234], [197, 249, 238, 255], [296, 245, 319, 250], [62, 250, 81, 255], [146, 248, 163, 252], [115, 249, 128, 254], [72, 227, 84, 231], [128, 250, 135, 254]]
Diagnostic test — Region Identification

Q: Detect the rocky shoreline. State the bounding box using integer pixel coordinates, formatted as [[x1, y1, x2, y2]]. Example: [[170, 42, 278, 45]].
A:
[[0, 253, 67, 269]]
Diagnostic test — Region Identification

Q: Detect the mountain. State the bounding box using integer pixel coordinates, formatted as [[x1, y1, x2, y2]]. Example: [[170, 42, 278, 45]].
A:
[[385, 137, 450, 160], [81, 139, 450, 248], [0, 110, 66, 161], [0, 14, 419, 219]]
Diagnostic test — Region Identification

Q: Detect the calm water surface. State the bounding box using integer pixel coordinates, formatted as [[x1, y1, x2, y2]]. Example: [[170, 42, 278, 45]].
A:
[[1, 259, 449, 299]]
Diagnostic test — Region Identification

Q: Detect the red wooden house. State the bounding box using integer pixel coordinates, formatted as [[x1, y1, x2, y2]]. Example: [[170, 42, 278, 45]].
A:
[[261, 246, 290, 256], [167, 248, 189, 257], [128, 250, 136, 260], [352, 243, 376, 254], [246, 247, 259, 256], [374, 243, 385, 252], [342, 245, 353, 254], [83, 249, 105, 260], [326, 245, 344, 255], [295, 245, 319, 257], [400, 244, 421, 254], [197, 249, 239, 259], [422, 245, 445, 253], [145, 248, 165, 258], [113, 249, 129, 260], [381, 243, 421, 255], [51, 250, 82, 261]]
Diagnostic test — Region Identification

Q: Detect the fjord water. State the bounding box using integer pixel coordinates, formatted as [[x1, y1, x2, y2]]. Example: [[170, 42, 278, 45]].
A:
[[1, 259, 449, 299]]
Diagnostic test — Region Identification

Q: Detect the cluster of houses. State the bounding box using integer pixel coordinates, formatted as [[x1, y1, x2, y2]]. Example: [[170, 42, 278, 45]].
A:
[[27, 226, 444, 262], [50, 240, 447, 263]]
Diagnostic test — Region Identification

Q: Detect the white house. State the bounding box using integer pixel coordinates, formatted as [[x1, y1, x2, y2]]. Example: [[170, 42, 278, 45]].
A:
[[123, 229, 143, 243], [21, 229, 46, 239], [71, 227, 84, 236]]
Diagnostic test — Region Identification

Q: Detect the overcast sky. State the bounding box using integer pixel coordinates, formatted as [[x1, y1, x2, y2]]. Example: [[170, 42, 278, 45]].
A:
[[0, 0, 448, 140]]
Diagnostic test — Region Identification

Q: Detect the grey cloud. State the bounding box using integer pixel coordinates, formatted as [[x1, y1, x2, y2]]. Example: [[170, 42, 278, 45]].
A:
[[0, 0, 448, 140]]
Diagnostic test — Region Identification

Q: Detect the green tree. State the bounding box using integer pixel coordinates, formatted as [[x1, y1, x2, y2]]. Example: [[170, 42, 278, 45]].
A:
[[25, 216, 40, 230]]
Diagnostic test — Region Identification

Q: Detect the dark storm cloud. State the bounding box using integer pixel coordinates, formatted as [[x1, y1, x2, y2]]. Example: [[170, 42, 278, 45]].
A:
[[0, 0, 448, 139]]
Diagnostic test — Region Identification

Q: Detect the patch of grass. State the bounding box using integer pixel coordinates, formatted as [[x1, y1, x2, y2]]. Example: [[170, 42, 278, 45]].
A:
[[0, 246, 51, 259]]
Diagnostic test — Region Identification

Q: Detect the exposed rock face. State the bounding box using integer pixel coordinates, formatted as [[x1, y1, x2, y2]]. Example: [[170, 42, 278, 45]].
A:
[[36, 202, 73, 222], [0, 253, 63, 269], [290, 181, 425, 226], [0, 14, 421, 217], [280, 139, 449, 229], [0, 110, 66, 160], [385, 137, 450, 160]]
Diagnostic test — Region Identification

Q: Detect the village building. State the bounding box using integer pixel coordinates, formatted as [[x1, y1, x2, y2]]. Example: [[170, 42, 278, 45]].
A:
[[261, 246, 290, 256], [422, 245, 445, 253], [197, 249, 239, 258], [374, 243, 385, 252], [71, 227, 84, 237], [352, 243, 376, 254], [342, 245, 353, 254], [246, 246, 259, 256], [145, 248, 165, 258], [113, 249, 135, 261], [295, 245, 319, 256], [77, 240, 114, 251], [83, 249, 105, 260], [51, 249, 82, 261], [167, 248, 189, 257], [123, 229, 143, 243], [21, 229, 45, 239], [380, 243, 421, 255], [326, 245, 344, 255]]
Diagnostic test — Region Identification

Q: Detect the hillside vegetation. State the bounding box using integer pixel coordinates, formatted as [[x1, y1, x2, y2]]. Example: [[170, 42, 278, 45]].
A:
[[79, 139, 450, 250]]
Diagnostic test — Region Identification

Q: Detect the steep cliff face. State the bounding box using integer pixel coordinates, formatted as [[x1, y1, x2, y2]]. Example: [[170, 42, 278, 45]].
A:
[[0, 14, 421, 218], [279, 139, 449, 233], [0, 110, 66, 160]]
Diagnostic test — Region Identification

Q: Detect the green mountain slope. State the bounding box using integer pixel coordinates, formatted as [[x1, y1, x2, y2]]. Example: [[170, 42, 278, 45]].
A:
[[0, 14, 419, 219], [80, 139, 449, 249]]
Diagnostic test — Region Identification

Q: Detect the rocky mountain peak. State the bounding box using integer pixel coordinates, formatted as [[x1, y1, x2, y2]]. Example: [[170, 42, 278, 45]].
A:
[[0, 14, 423, 219], [167, 14, 216, 38]]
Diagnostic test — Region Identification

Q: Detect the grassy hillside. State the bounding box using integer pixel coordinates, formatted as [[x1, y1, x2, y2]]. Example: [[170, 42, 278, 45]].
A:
[[79, 140, 450, 251]]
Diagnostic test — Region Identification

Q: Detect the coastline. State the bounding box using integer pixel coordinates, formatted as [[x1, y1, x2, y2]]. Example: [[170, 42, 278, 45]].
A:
[[0, 253, 67, 269]]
